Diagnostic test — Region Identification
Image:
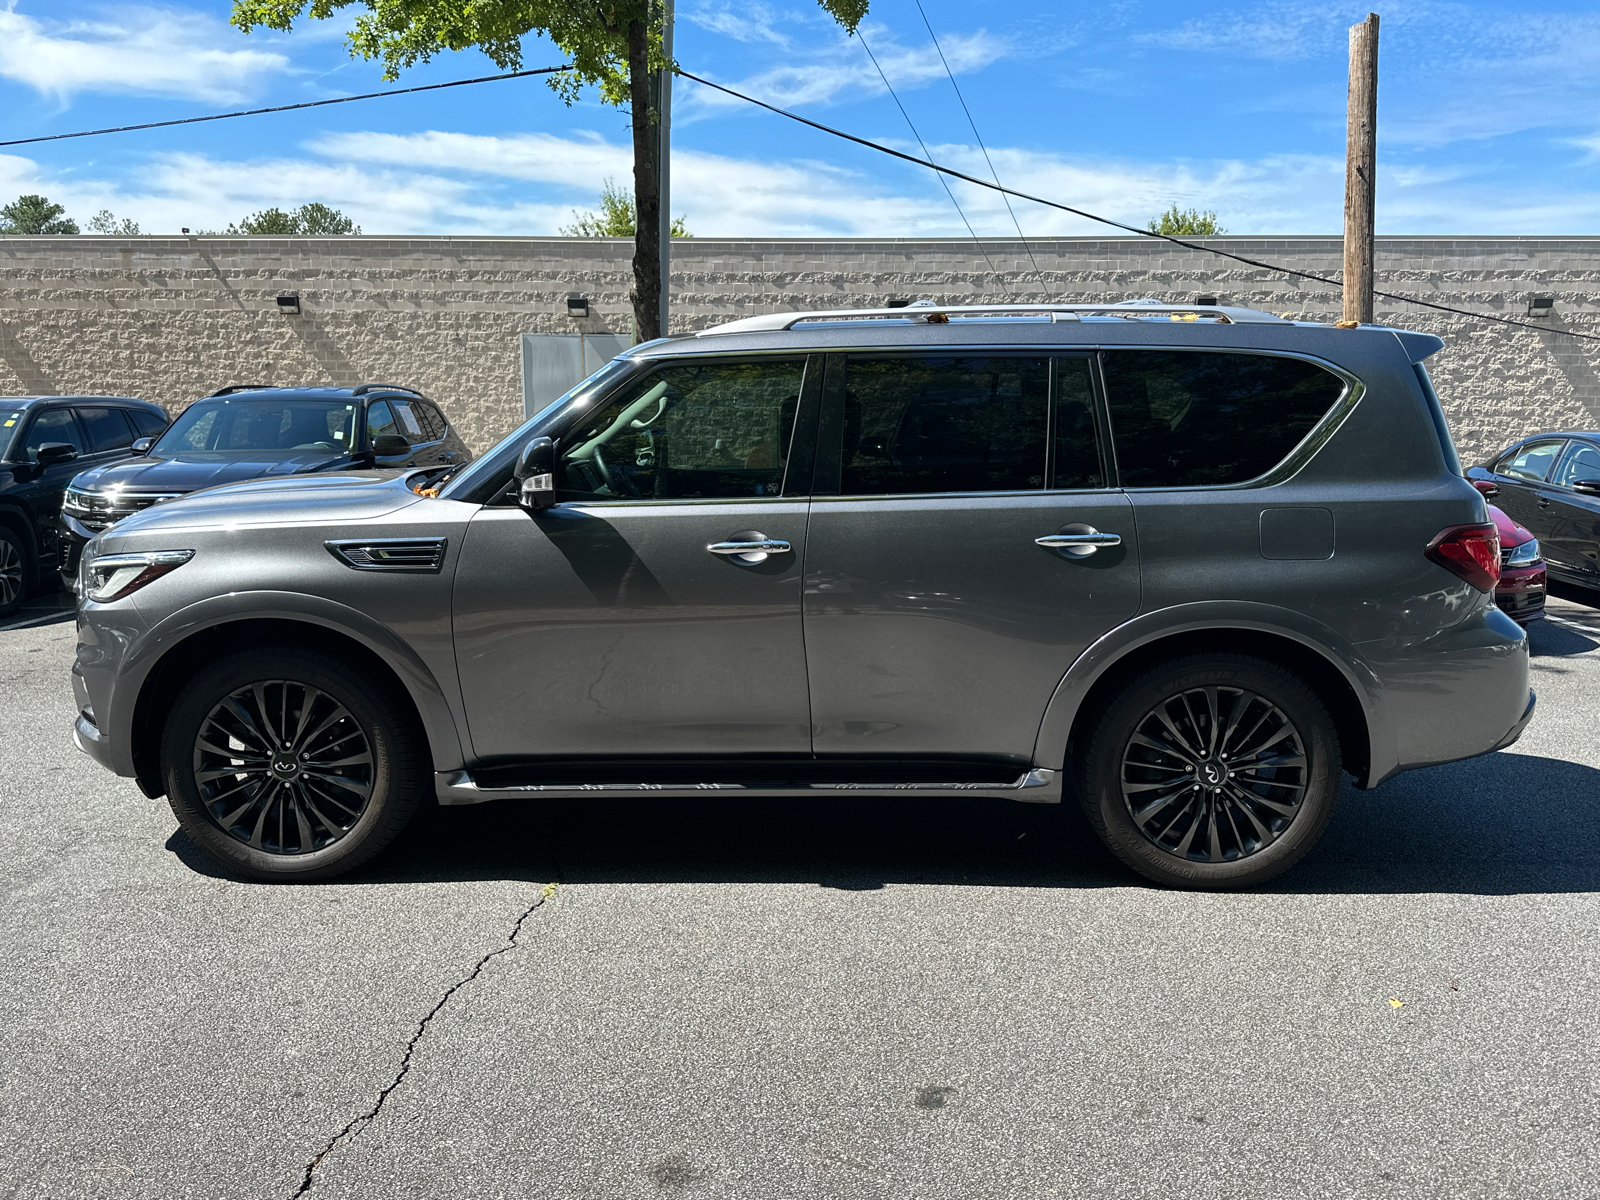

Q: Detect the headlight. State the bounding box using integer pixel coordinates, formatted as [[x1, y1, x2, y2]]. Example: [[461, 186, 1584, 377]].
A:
[[1504, 538, 1541, 567], [83, 550, 194, 602]]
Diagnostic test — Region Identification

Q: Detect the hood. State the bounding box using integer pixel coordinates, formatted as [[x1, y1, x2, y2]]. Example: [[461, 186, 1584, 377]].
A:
[[1487, 504, 1533, 548], [71, 448, 353, 494], [104, 471, 424, 536]]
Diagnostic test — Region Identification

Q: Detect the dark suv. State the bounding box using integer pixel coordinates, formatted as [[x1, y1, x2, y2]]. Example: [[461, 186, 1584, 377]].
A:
[[60, 383, 470, 586], [0, 394, 169, 618], [68, 303, 1533, 888]]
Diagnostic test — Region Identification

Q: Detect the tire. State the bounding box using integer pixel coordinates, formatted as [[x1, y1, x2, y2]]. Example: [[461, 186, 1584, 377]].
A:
[[1075, 653, 1341, 890], [0, 524, 30, 619], [162, 646, 425, 882]]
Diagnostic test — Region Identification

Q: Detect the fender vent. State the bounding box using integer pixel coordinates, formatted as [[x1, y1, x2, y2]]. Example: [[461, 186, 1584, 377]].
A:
[[326, 538, 447, 572]]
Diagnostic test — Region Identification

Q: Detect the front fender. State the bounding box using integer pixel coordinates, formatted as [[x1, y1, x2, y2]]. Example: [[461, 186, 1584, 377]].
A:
[[112, 589, 466, 776], [1029, 600, 1392, 784]]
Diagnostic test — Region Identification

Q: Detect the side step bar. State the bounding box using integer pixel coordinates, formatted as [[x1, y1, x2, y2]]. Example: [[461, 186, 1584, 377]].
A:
[[436, 767, 1061, 806]]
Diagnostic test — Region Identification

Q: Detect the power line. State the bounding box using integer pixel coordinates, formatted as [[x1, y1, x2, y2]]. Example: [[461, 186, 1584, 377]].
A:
[[677, 67, 1600, 345], [855, 28, 1011, 297], [0, 66, 573, 150], [914, 0, 1052, 298]]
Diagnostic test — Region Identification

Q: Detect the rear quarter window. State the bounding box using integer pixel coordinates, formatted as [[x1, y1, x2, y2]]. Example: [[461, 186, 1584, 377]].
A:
[[1103, 350, 1347, 488]]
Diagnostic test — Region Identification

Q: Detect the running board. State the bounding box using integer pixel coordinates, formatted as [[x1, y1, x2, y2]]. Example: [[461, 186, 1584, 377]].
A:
[[436, 767, 1060, 806]]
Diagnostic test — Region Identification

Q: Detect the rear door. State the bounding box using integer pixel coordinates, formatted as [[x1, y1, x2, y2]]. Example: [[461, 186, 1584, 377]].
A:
[[801, 352, 1138, 765], [1544, 439, 1600, 582]]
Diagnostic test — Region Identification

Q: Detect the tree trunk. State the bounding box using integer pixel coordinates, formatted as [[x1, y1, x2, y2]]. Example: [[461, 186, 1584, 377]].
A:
[[628, 17, 661, 343]]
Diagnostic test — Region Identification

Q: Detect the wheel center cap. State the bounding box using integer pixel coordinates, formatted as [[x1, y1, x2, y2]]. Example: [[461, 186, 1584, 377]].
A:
[[270, 757, 301, 781], [1199, 760, 1229, 787]]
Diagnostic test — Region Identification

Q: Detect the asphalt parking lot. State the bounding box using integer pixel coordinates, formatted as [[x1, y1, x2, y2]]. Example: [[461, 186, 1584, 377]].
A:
[[3, 588, 1598, 1200]]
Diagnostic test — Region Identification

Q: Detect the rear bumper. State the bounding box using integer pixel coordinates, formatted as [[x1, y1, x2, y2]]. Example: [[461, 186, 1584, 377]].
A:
[[1492, 689, 1537, 753]]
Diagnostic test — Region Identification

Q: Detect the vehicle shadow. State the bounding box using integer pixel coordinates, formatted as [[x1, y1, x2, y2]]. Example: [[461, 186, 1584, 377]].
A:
[[166, 751, 1600, 897]]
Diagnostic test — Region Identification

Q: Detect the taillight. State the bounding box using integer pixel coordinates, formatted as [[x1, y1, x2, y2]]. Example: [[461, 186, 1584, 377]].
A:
[[1425, 523, 1500, 591]]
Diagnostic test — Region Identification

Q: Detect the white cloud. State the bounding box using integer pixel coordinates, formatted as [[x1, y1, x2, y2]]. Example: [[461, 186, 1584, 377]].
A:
[[681, 2, 799, 47], [0, 3, 289, 103]]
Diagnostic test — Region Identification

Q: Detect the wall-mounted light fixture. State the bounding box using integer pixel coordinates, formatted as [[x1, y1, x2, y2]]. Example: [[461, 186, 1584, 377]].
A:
[[1195, 295, 1219, 306], [1527, 296, 1555, 318], [277, 293, 301, 316], [885, 298, 912, 309], [567, 294, 590, 319]]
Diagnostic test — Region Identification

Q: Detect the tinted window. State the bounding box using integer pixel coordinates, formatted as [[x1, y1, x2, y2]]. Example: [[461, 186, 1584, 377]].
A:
[[1103, 350, 1346, 488], [155, 399, 358, 453], [366, 401, 398, 442], [841, 356, 1048, 495], [78, 406, 136, 452], [1052, 357, 1105, 490], [1499, 440, 1565, 483], [412, 401, 447, 441], [391, 400, 428, 441], [557, 359, 805, 501], [1551, 441, 1600, 489], [127, 408, 169, 438], [19, 408, 83, 462]]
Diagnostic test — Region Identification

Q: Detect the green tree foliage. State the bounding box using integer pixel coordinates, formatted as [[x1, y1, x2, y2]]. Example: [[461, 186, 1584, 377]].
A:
[[1148, 205, 1225, 236], [88, 210, 142, 235], [0, 194, 79, 235], [227, 203, 361, 235], [561, 177, 688, 238]]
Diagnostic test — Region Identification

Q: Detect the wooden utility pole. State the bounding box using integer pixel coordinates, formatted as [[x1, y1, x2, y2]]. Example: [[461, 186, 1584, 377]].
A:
[[658, 0, 674, 337], [1342, 12, 1379, 325]]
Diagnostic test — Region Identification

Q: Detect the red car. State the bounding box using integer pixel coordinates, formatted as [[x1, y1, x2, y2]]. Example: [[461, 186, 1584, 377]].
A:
[[1476, 489, 1546, 624]]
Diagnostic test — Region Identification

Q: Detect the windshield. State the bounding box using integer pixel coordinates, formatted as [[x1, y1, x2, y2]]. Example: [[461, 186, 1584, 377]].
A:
[[0, 405, 24, 460], [441, 355, 642, 504], [154, 397, 359, 455]]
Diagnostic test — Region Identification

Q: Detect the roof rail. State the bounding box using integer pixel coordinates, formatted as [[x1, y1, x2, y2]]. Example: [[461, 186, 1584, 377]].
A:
[[352, 382, 427, 398], [696, 301, 1289, 337], [206, 384, 274, 397]]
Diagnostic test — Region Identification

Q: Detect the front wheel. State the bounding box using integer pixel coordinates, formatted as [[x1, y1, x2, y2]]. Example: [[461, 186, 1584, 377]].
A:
[[1076, 654, 1341, 890], [162, 647, 425, 881]]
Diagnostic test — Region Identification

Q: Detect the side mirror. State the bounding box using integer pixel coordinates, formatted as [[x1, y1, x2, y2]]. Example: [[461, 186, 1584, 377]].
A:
[[372, 433, 411, 459], [1572, 478, 1600, 495], [35, 442, 78, 467], [1471, 479, 1500, 499], [515, 437, 556, 511], [130, 437, 154, 455]]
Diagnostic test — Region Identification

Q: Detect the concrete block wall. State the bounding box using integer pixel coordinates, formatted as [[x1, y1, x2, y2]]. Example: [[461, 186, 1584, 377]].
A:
[[2, 234, 1598, 463]]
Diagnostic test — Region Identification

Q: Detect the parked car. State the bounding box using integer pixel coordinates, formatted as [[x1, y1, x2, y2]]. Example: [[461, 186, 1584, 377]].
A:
[[1467, 432, 1600, 594], [69, 302, 1533, 889], [60, 383, 469, 587], [1483, 502, 1546, 625], [0, 394, 169, 618]]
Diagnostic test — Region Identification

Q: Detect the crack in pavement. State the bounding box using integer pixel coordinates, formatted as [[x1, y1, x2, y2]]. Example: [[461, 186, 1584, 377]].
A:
[[291, 882, 559, 1196]]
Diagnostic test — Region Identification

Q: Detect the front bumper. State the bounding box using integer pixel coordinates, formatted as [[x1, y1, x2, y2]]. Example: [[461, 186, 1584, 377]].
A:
[[1495, 563, 1546, 625]]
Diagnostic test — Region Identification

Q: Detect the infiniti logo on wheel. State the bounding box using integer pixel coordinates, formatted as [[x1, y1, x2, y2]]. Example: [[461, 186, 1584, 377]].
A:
[[1201, 762, 1225, 786]]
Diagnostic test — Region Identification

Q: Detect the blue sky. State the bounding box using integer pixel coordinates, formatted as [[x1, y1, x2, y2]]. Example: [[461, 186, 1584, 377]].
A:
[[3, 0, 1600, 237]]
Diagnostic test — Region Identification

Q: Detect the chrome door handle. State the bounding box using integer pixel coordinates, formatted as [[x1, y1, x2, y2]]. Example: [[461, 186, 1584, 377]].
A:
[[708, 535, 791, 565], [1036, 527, 1122, 558]]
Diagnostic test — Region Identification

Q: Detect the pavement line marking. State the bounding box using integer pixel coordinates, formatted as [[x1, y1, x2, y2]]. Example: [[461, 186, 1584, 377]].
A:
[[0, 608, 74, 632]]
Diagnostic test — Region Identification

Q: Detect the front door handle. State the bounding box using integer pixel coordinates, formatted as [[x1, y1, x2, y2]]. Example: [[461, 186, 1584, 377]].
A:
[[1538, 498, 1551, 508], [1036, 526, 1122, 558], [708, 533, 791, 565]]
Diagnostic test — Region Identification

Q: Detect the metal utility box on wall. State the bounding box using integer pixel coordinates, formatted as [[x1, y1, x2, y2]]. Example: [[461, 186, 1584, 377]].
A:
[[520, 333, 630, 418]]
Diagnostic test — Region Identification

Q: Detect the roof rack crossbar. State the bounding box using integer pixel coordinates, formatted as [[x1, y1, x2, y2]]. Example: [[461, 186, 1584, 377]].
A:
[[696, 302, 1289, 337], [206, 384, 275, 397], [352, 383, 427, 398]]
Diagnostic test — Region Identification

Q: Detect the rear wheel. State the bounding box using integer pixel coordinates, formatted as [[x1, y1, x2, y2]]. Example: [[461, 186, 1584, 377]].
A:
[[1076, 654, 1341, 889], [162, 647, 425, 881], [0, 525, 30, 619]]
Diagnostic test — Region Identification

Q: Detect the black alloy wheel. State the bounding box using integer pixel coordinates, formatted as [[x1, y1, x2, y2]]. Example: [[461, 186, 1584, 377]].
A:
[[1077, 654, 1341, 890], [1119, 686, 1307, 863], [192, 681, 374, 855], [0, 526, 27, 618], [164, 647, 424, 881]]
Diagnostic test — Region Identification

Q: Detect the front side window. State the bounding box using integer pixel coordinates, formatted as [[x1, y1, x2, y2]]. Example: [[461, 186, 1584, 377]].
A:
[[1551, 441, 1600, 489], [1500, 440, 1567, 483], [78, 407, 135, 453], [19, 408, 83, 462], [366, 401, 398, 443], [841, 355, 1049, 495], [127, 408, 169, 438], [1103, 350, 1346, 488], [556, 359, 805, 501], [154, 399, 359, 453]]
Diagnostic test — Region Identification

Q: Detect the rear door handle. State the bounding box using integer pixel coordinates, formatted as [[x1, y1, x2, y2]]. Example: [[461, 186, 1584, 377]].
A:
[[1538, 498, 1551, 508], [1036, 527, 1122, 558], [708, 535, 791, 565]]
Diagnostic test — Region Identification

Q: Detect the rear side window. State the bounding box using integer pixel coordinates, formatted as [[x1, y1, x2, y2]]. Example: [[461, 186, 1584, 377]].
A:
[[1103, 350, 1346, 488], [841, 356, 1049, 495], [412, 401, 447, 441], [127, 408, 169, 438], [1499, 440, 1564, 483], [78, 406, 136, 452], [392, 400, 426, 440]]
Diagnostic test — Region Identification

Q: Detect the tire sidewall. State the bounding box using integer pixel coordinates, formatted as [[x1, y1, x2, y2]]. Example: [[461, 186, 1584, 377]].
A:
[[0, 525, 31, 618], [1079, 655, 1341, 890], [163, 649, 416, 881]]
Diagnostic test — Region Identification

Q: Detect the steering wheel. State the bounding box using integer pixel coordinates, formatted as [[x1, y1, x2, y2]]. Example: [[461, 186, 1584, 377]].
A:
[[591, 446, 641, 497]]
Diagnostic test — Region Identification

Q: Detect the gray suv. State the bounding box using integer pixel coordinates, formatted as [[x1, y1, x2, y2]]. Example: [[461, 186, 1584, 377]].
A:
[[69, 303, 1534, 888]]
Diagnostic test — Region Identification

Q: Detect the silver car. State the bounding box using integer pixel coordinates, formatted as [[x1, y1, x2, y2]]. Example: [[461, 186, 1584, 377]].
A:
[[70, 302, 1534, 888]]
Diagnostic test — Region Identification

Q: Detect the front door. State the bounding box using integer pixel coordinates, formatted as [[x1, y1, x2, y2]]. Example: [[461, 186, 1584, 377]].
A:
[[802, 353, 1140, 764], [1491, 438, 1566, 535], [453, 355, 818, 761]]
